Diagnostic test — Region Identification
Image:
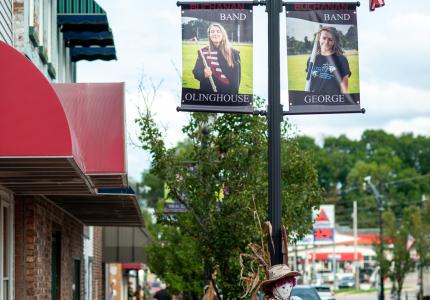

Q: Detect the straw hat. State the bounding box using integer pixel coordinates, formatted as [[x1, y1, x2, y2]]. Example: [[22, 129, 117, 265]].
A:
[[261, 264, 301, 292]]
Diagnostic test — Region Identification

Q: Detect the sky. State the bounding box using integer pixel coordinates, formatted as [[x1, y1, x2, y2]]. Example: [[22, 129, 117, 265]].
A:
[[77, 0, 430, 182]]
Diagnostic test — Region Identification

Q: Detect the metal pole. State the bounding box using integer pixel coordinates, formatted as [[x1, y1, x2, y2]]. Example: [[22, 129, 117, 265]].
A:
[[202, 126, 211, 286], [353, 201, 359, 289], [378, 199, 385, 300], [267, 0, 283, 266], [332, 241, 336, 288]]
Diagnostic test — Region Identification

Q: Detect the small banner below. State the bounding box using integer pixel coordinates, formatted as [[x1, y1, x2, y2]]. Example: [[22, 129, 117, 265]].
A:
[[286, 2, 361, 114], [164, 200, 188, 214], [180, 2, 253, 113]]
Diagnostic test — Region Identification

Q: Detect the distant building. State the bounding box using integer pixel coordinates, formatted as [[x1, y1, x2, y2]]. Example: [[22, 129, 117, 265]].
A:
[[0, 1, 143, 299], [290, 230, 382, 285]]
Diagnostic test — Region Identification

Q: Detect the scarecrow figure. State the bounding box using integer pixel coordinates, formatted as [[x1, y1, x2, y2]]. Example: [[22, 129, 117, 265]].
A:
[[260, 265, 302, 300]]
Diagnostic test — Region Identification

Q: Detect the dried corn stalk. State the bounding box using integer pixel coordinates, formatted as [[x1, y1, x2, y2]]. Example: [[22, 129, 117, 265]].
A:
[[239, 197, 274, 298]]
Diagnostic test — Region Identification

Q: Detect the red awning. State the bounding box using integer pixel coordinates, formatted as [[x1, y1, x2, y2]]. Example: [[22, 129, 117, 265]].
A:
[[122, 263, 146, 270], [52, 83, 127, 188], [0, 41, 127, 193], [0, 44, 73, 156], [308, 252, 363, 262], [0, 41, 89, 194]]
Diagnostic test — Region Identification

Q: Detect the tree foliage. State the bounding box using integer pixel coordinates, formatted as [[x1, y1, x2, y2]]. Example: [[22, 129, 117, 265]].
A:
[[136, 103, 323, 298], [296, 130, 430, 228], [296, 130, 430, 294], [382, 209, 416, 299]]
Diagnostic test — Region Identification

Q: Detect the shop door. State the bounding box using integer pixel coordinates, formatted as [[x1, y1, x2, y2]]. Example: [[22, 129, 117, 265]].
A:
[[51, 231, 61, 300]]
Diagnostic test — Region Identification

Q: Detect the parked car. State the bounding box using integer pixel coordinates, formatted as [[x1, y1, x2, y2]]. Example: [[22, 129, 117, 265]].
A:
[[313, 285, 336, 300], [150, 280, 162, 295], [291, 285, 322, 300], [317, 270, 335, 284], [337, 276, 355, 289]]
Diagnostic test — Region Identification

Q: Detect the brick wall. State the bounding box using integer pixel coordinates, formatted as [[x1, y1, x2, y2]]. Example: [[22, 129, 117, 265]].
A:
[[15, 195, 84, 299], [93, 226, 104, 299]]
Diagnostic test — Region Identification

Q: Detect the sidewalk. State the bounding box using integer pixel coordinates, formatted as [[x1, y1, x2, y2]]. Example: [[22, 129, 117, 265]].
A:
[[336, 272, 418, 300]]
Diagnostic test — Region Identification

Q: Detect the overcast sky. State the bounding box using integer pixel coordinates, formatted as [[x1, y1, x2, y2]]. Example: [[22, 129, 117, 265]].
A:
[[77, 0, 430, 181]]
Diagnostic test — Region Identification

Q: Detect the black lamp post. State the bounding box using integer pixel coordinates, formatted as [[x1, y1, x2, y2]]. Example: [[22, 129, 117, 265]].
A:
[[267, 0, 283, 266]]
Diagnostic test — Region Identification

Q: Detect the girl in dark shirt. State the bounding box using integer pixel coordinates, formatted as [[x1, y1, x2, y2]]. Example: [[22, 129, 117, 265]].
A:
[[306, 26, 351, 94], [193, 23, 241, 94]]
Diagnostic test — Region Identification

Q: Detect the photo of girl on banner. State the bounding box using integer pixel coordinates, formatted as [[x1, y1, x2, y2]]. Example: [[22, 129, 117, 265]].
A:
[[306, 26, 351, 94], [193, 23, 241, 94], [181, 3, 253, 113], [286, 2, 361, 114]]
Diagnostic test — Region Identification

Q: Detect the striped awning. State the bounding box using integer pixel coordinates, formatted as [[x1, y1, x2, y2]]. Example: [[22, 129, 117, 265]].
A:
[[58, 0, 106, 15], [57, 0, 116, 61]]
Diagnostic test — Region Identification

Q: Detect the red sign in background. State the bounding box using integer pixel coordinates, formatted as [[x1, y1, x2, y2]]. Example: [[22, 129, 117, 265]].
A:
[[313, 228, 334, 241]]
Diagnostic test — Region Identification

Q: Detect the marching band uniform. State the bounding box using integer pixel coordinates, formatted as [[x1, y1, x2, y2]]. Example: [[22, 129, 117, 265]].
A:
[[193, 46, 241, 94]]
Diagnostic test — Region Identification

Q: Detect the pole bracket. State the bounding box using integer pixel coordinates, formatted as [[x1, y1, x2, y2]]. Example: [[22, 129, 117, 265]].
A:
[[283, 108, 366, 116], [177, 1, 264, 7]]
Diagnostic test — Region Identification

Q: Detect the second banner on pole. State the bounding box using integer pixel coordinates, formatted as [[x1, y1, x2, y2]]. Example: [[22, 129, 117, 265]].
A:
[[286, 2, 361, 114]]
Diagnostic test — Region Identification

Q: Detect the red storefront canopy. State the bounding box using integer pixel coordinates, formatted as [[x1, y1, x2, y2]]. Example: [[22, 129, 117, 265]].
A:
[[0, 41, 142, 226], [308, 252, 363, 262], [52, 83, 127, 188], [122, 263, 146, 270], [0, 40, 126, 193]]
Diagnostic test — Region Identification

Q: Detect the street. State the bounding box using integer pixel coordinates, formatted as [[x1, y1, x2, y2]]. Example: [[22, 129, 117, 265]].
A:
[[336, 290, 417, 300]]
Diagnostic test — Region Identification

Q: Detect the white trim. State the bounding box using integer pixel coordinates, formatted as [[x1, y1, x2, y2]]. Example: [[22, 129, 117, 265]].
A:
[[39, 0, 44, 45], [0, 190, 14, 300], [29, 0, 34, 26]]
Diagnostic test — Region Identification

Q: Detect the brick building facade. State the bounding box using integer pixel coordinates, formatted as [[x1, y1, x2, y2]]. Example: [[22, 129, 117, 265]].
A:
[[14, 196, 88, 299], [0, 1, 142, 299]]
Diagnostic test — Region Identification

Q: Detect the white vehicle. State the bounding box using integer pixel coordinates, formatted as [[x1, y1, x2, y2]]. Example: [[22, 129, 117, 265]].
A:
[[313, 285, 335, 300]]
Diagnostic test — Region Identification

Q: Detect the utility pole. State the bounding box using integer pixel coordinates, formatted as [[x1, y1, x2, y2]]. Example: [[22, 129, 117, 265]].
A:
[[364, 176, 385, 300], [267, 0, 283, 265], [353, 201, 359, 289], [419, 194, 427, 300]]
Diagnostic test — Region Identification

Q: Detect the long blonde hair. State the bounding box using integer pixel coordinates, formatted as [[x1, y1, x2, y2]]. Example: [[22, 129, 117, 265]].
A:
[[207, 23, 235, 67]]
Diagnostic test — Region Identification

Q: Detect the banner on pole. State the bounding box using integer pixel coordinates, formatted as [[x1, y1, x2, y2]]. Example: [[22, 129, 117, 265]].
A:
[[286, 2, 360, 114], [181, 3, 253, 113], [313, 204, 335, 243]]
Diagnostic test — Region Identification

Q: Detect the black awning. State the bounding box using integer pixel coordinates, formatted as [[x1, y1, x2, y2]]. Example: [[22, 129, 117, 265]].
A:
[[57, 0, 116, 61], [70, 46, 116, 62], [58, 15, 110, 32], [63, 30, 114, 47]]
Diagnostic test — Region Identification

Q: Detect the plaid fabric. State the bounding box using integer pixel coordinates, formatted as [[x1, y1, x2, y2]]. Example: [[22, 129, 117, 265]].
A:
[[201, 48, 230, 85], [370, 0, 385, 11]]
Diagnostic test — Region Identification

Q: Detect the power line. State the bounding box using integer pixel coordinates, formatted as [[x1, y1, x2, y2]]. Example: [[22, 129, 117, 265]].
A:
[[384, 173, 430, 186]]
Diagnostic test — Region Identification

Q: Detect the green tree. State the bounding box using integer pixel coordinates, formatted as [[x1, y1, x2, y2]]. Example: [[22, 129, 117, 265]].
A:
[[139, 169, 164, 208], [295, 130, 430, 227], [405, 204, 430, 300], [136, 104, 323, 298], [383, 209, 416, 299]]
